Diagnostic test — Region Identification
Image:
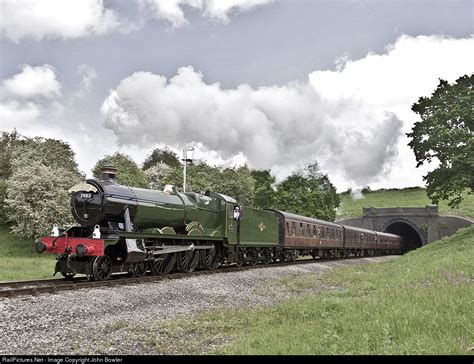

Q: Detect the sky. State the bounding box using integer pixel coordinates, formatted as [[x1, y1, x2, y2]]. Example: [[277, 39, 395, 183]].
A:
[[1, 0, 473, 192]]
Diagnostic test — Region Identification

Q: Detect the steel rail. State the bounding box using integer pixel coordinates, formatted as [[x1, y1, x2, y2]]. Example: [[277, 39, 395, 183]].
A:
[[0, 255, 392, 299]]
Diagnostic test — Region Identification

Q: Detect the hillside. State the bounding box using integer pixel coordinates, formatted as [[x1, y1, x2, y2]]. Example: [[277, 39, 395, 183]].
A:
[[337, 187, 473, 220]]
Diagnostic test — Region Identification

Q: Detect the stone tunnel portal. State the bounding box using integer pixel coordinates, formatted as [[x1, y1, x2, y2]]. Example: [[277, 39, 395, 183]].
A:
[[385, 220, 424, 252]]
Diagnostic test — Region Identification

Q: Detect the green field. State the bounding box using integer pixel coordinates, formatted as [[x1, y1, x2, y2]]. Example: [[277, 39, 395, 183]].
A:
[[337, 187, 474, 220], [155, 225, 474, 355], [0, 225, 56, 281]]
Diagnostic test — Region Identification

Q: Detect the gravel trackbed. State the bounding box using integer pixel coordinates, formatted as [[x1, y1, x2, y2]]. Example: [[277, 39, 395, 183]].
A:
[[0, 256, 397, 355]]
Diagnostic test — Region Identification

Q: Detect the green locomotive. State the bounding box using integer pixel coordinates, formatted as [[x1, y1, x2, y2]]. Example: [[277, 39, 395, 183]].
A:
[[36, 168, 401, 280]]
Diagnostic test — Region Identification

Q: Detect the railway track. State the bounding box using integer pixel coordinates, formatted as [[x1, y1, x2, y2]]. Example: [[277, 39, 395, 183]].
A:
[[0, 255, 385, 298]]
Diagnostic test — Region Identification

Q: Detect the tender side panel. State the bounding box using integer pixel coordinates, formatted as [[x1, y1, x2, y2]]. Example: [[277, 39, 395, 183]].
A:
[[238, 207, 279, 247]]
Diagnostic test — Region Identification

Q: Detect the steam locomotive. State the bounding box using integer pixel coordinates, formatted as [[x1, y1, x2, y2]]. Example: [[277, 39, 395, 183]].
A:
[[35, 167, 402, 280]]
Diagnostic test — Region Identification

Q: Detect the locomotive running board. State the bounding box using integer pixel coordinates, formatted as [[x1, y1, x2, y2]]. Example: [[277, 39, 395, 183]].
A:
[[148, 244, 214, 256]]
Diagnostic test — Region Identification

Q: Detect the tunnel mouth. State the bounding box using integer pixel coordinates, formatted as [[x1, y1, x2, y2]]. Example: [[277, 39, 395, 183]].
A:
[[385, 222, 423, 252]]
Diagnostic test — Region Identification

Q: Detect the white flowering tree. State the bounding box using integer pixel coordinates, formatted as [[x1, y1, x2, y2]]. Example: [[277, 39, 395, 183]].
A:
[[144, 162, 172, 189], [4, 140, 83, 239]]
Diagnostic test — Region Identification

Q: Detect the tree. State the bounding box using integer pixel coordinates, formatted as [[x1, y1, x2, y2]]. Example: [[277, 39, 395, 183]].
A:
[[218, 165, 255, 206], [149, 160, 255, 205], [274, 162, 340, 221], [407, 74, 473, 207], [5, 161, 81, 238], [4, 139, 83, 238], [0, 130, 21, 180], [92, 152, 148, 188], [142, 147, 181, 170], [144, 162, 172, 189], [251, 169, 276, 208]]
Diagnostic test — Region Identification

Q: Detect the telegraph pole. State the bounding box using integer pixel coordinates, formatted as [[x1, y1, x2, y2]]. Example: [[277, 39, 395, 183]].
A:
[[182, 147, 194, 192]]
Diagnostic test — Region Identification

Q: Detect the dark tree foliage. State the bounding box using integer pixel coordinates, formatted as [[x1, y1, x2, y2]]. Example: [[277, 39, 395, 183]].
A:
[[274, 163, 340, 221], [251, 169, 276, 208], [407, 74, 473, 208], [142, 147, 181, 170], [0, 130, 21, 180], [92, 152, 148, 188], [219, 166, 255, 207], [156, 161, 255, 206]]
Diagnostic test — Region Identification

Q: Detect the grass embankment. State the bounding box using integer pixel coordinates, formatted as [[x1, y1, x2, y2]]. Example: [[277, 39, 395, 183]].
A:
[[0, 225, 56, 281], [337, 187, 474, 220], [154, 226, 473, 355]]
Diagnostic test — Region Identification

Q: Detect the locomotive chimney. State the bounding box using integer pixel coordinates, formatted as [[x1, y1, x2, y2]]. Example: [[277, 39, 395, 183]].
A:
[[101, 166, 117, 181]]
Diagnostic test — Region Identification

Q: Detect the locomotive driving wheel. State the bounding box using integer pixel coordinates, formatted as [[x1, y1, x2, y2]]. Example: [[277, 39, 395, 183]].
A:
[[200, 243, 222, 270], [151, 253, 176, 275], [92, 255, 112, 281], [129, 262, 147, 277], [177, 249, 199, 273]]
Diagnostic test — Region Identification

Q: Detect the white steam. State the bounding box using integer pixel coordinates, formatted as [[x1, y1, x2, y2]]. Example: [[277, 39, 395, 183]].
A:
[[101, 65, 402, 186]]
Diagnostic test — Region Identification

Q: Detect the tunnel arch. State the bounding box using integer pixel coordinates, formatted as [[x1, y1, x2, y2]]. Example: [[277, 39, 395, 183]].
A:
[[383, 218, 426, 252]]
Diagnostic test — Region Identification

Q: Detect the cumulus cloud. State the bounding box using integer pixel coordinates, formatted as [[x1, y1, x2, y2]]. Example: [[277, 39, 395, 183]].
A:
[[0, 65, 63, 131], [101, 35, 474, 189], [0, 0, 272, 42], [0, 64, 61, 100], [0, 64, 113, 177], [0, 0, 122, 42], [140, 0, 273, 27]]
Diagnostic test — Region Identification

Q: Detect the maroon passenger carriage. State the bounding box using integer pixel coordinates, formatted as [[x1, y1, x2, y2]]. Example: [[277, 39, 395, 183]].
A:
[[267, 210, 402, 259]]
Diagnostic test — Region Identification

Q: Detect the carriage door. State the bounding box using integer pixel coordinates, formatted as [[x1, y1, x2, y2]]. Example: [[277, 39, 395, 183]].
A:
[[226, 203, 240, 244]]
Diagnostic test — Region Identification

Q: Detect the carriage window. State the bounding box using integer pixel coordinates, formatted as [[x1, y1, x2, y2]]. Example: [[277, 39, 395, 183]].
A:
[[286, 223, 289, 234], [300, 223, 304, 236], [291, 222, 296, 236], [306, 224, 311, 237], [313, 225, 317, 237]]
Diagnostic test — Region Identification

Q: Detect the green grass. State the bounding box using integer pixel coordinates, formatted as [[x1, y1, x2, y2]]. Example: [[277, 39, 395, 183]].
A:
[[337, 187, 474, 220], [156, 226, 474, 355], [0, 224, 56, 281]]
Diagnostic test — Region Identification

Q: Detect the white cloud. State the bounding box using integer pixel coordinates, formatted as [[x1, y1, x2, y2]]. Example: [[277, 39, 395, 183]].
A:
[[100, 35, 474, 190], [0, 64, 112, 178], [0, 64, 61, 100], [0, 65, 63, 134], [73, 64, 98, 99], [0, 0, 122, 42], [0, 0, 273, 42], [309, 35, 474, 189], [140, 0, 273, 28]]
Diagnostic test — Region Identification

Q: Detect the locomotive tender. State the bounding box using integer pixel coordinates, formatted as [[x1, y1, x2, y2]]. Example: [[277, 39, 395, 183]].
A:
[[36, 168, 402, 280]]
